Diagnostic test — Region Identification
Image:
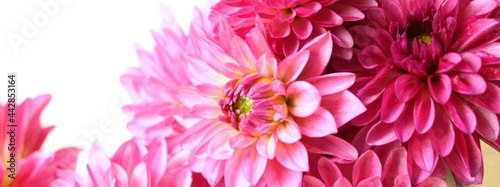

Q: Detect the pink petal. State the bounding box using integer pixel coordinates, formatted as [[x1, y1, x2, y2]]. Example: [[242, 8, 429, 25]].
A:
[[143, 138, 167, 186], [275, 141, 309, 171], [297, 32, 333, 80], [229, 134, 256, 149], [393, 175, 411, 187], [295, 1, 322, 17], [256, 52, 278, 78], [321, 91, 366, 127], [413, 92, 435, 134], [330, 26, 354, 48], [331, 4, 365, 21], [276, 119, 302, 143], [427, 74, 452, 104], [224, 150, 252, 186], [436, 53, 461, 73], [263, 159, 302, 186], [208, 129, 237, 160], [472, 42, 500, 65], [382, 0, 405, 22], [295, 107, 337, 137], [195, 84, 224, 98], [444, 96, 477, 134], [230, 36, 257, 71], [310, 8, 343, 27], [333, 177, 353, 187], [394, 102, 415, 142], [381, 81, 406, 123], [357, 177, 383, 187], [256, 134, 277, 159], [204, 158, 225, 186], [185, 56, 229, 87], [429, 108, 455, 156], [318, 157, 342, 187], [242, 147, 267, 184], [366, 122, 398, 146], [353, 151, 382, 186], [416, 177, 447, 187], [275, 8, 296, 23], [357, 67, 399, 104], [451, 73, 487, 95], [269, 19, 291, 38], [306, 73, 355, 96], [303, 175, 327, 187], [282, 34, 300, 57], [454, 19, 500, 52], [473, 105, 499, 141], [278, 50, 310, 83], [130, 163, 148, 187], [246, 28, 274, 58], [286, 81, 321, 117], [358, 46, 386, 69], [408, 134, 437, 172], [443, 133, 483, 184], [381, 147, 408, 187], [455, 52, 481, 73], [302, 136, 358, 161], [291, 17, 313, 40], [464, 83, 500, 113]]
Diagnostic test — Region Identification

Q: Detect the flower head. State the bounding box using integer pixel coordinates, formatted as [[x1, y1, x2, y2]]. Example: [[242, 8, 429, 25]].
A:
[[343, 0, 500, 185]]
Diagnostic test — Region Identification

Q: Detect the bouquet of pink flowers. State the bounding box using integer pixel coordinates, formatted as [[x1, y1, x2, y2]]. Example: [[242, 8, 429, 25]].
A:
[[2, 0, 499, 186]]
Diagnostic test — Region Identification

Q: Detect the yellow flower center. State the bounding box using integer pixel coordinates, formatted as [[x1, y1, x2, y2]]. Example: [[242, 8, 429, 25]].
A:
[[417, 34, 432, 45], [235, 96, 252, 115]]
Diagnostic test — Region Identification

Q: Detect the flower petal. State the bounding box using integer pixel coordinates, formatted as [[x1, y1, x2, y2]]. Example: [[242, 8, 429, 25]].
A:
[[256, 134, 277, 159], [353, 151, 382, 186], [230, 36, 257, 71], [310, 8, 343, 27], [256, 52, 278, 78], [381, 81, 406, 123], [276, 119, 302, 143], [269, 19, 291, 38], [318, 157, 342, 187], [302, 136, 358, 161], [263, 159, 302, 187], [306, 73, 355, 96], [436, 52, 462, 73], [242, 147, 267, 185], [287, 81, 321, 117], [291, 17, 313, 40], [428, 74, 452, 104], [444, 96, 477, 134], [413, 91, 435, 134], [473, 105, 499, 141], [321, 91, 366, 127], [229, 134, 256, 149], [464, 83, 500, 113], [298, 32, 333, 80], [451, 73, 487, 95], [394, 102, 415, 142], [303, 175, 327, 187], [408, 134, 437, 172], [225, 150, 252, 186], [295, 107, 337, 137], [454, 19, 500, 52], [429, 108, 455, 156], [276, 141, 309, 171], [278, 50, 310, 83], [208, 129, 237, 160], [366, 122, 398, 146], [381, 147, 408, 187], [130, 163, 148, 187]]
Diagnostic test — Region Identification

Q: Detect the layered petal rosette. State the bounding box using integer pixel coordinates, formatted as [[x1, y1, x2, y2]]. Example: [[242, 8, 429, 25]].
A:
[[343, 0, 500, 185], [1, 95, 82, 187], [177, 19, 365, 186], [211, 0, 377, 58]]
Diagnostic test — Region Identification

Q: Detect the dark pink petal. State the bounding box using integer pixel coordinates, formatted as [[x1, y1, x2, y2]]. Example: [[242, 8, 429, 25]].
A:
[[282, 34, 300, 57], [295, 107, 337, 137], [358, 67, 399, 104], [351, 98, 381, 126], [444, 96, 477, 134], [450, 73, 487, 95], [330, 26, 354, 48], [278, 50, 310, 83], [428, 74, 452, 104], [436, 53, 461, 73], [276, 141, 309, 171], [303, 175, 326, 187], [464, 83, 500, 113], [276, 119, 302, 143], [291, 17, 313, 40], [276, 8, 296, 23], [242, 147, 267, 185], [381, 147, 408, 187], [394, 102, 415, 142], [443, 133, 483, 184], [298, 33, 333, 80], [295, 1, 322, 17], [263, 159, 302, 186], [408, 134, 437, 172], [307, 73, 355, 96], [429, 108, 455, 156], [309, 8, 343, 27], [459, 0, 498, 21], [302, 136, 358, 161], [321, 91, 366, 127], [225, 150, 251, 186], [358, 46, 387, 69], [269, 19, 291, 38], [357, 177, 383, 187], [479, 64, 500, 80], [472, 105, 499, 142], [395, 74, 422, 103], [382, 0, 405, 22], [381, 81, 406, 123], [454, 19, 500, 52], [333, 177, 353, 187], [287, 81, 321, 117], [417, 177, 447, 187], [472, 42, 500, 65], [318, 157, 342, 187], [393, 175, 411, 187], [455, 52, 481, 73], [413, 92, 435, 134], [353, 151, 382, 186], [366, 122, 398, 146], [331, 4, 365, 21]]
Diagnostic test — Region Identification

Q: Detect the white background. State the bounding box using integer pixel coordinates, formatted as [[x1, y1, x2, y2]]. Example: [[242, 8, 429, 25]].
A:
[[0, 0, 206, 176]]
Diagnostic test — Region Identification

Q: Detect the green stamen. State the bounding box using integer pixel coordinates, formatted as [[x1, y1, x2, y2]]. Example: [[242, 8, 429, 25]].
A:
[[235, 96, 252, 115]]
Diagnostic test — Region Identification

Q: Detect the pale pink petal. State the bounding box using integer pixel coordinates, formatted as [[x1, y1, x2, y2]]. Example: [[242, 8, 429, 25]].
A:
[[276, 141, 309, 171], [229, 134, 256, 149], [366, 122, 398, 146], [321, 91, 366, 127], [278, 50, 310, 83], [269, 19, 291, 38], [256, 134, 278, 159], [295, 107, 337, 137], [263, 159, 302, 187], [428, 74, 452, 104], [208, 129, 237, 160], [298, 33, 333, 80], [286, 81, 321, 117], [444, 96, 477, 134], [241, 147, 267, 184], [204, 158, 225, 186], [302, 136, 358, 161], [353, 151, 382, 187], [111, 140, 146, 175], [256, 52, 278, 78], [143, 138, 167, 186], [451, 73, 487, 95], [306, 73, 355, 96], [129, 162, 149, 187], [381, 81, 406, 123], [185, 56, 229, 87], [231, 36, 257, 71], [276, 119, 302, 143], [413, 92, 435, 134], [409, 134, 437, 172], [224, 150, 252, 186], [246, 28, 274, 57], [175, 87, 216, 108], [291, 17, 313, 40], [195, 84, 224, 98]]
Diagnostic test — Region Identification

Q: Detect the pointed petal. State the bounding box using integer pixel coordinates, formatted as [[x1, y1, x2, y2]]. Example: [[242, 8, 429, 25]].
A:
[[464, 83, 500, 113], [395, 74, 423, 103], [455, 19, 500, 52], [256, 52, 278, 78], [287, 81, 321, 117], [295, 107, 337, 137], [429, 108, 455, 156], [321, 91, 366, 127], [229, 134, 256, 149], [276, 141, 309, 171], [298, 33, 333, 80], [366, 122, 398, 146], [276, 119, 302, 143], [225, 150, 252, 186], [263, 159, 302, 187], [242, 147, 267, 185], [353, 151, 382, 186], [451, 73, 487, 95], [204, 158, 225, 186], [208, 129, 237, 160], [278, 50, 310, 83], [473, 105, 499, 141], [302, 136, 358, 161], [307, 73, 355, 96], [444, 96, 477, 134], [130, 163, 148, 187], [256, 134, 277, 159], [413, 92, 436, 134], [318, 157, 342, 187], [381, 81, 406, 123], [381, 147, 408, 187], [408, 134, 437, 172], [310, 8, 343, 27], [231, 36, 257, 71], [428, 74, 452, 104], [394, 102, 415, 142]]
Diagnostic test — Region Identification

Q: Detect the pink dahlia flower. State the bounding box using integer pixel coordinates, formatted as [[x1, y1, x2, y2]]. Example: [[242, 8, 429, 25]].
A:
[[87, 138, 202, 187], [303, 147, 447, 187], [178, 19, 365, 186], [211, 0, 377, 58], [343, 0, 500, 185], [1, 95, 82, 187]]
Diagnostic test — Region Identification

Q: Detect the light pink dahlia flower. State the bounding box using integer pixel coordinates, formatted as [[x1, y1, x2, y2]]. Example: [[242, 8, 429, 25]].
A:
[[1, 95, 82, 187], [178, 19, 365, 186], [303, 147, 447, 187], [211, 0, 377, 58], [342, 0, 500, 185]]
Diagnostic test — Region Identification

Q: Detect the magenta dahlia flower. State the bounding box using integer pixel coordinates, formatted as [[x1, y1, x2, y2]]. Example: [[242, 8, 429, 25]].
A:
[[303, 147, 447, 187], [1, 95, 82, 187], [211, 0, 377, 58], [342, 0, 500, 185], [177, 18, 365, 186]]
